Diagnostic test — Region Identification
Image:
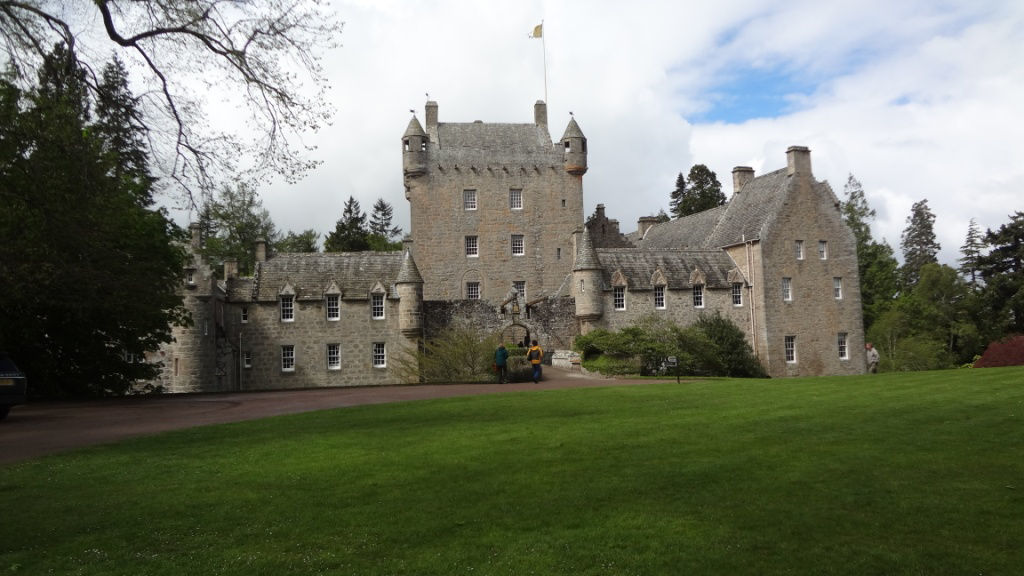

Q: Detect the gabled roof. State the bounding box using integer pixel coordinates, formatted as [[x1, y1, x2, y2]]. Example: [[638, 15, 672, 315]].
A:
[[594, 248, 737, 291], [246, 252, 409, 302], [435, 122, 557, 166], [639, 205, 728, 249], [705, 168, 791, 248]]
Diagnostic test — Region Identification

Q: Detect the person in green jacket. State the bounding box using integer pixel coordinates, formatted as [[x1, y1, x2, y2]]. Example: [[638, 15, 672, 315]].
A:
[[494, 343, 509, 383]]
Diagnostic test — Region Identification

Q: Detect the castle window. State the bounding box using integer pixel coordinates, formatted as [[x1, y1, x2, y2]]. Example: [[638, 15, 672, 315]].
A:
[[557, 247, 561, 260], [614, 286, 626, 310], [371, 293, 385, 319], [372, 342, 386, 368], [241, 306, 248, 323], [692, 284, 704, 308], [513, 281, 526, 300], [466, 282, 480, 300], [782, 277, 793, 301], [326, 294, 340, 320], [561, 199, 566, 208], [327, 344, 341, 370], [280, 295, 294, 322], [579, 279, 585, 293], [731, 283, 743, 306], [465, 236, 478, 257], [186, 270, 195, 285], [510, 189, 523, 210], [421, 140, 427, 152], [795, 240, 804, 260], [511, 234, 524, 256], [838, 333, 849, 360], [654, 285, 666, 309], [463, 189, 477, 211], [243, 351, 252, 369], [818, 240, 828, 260], [785, 336, 797, 363], [833, 277, 843, 300], [281, 345, 295, 372]]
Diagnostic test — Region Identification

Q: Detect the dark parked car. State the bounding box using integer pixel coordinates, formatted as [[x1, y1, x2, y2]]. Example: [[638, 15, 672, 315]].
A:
[[0, 353, 28, 421]]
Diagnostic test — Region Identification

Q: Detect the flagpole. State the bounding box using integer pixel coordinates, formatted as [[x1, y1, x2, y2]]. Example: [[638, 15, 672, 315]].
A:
[[541, 20, 547, 104]]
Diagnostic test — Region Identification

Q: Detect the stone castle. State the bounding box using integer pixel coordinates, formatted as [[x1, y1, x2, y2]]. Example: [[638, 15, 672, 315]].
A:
[[156, 100, 865, 392]]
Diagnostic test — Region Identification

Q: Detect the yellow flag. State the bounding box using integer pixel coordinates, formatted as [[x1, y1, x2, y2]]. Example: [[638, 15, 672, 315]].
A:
[[531, 23, 543, 38]]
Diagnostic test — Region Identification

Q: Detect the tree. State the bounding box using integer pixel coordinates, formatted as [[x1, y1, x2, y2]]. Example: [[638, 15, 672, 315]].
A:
[[976, 212, 1024, 334], [841, 174, 899, 331], [840, 174, 874, 248], [900, 199, 940, 288], [368, 198, 403, 251], [277, 229, 320, 253], [669, 164, 725, 218], [959, 218, 986, 288], [199, 183, 280, 275], [0, 47, 187, 397], [324, 196, 370, 252], [0, 1, 343, 204]]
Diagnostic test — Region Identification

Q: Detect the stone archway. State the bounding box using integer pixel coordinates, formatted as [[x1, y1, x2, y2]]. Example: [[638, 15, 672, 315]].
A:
[[500, 322, 530, 349]]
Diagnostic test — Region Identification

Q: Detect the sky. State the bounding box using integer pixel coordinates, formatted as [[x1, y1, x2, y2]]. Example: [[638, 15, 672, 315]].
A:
[[212, 0, 1023, 266]]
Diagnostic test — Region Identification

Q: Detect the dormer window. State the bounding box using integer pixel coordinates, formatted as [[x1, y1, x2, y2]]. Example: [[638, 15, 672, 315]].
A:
[[371, 292, 385, 319], [326, 294, 340, 320], [280, 295, 294, 322]]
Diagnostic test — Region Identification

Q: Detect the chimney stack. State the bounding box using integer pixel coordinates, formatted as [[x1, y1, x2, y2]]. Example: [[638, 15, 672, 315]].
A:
[[732, 166, 755, 193], [254, 239, 267, 263], [637, 216, 660, 238], [189, 222, 202, 252], [534, 100, 548, 128], [425, 100, 438, 132], [224, 259, 238, 279], [786, 146, 812, 177]]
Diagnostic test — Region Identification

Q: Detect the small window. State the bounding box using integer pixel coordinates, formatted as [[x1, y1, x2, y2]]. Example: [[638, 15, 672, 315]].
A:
[[782, 277, 792, 302], [463, 189, 477, 210], [327, 343, 340, 370], [731, 283, 743, 306], [186, 270, 195, 285], [556, 247, 561, 260], [818, 240, 828, 260], [326, 294, 340, 320], [692, 284, 704, 308], [614, 286, 626, 310], [513, 281, 526, 300], [243, 350, 252, 369], [466, 282, 480, 300], [654, 285, 666, 309], [372, 342, 386, 368], [403, 138, 410, 152], [561, 199, 566, 208], [510, 189, 523, 210], [282, 345, 295, 372], [785, 336, 796, 363], [240, 306, 248, 323], [833, 277, 843, 300], [511, 234, 524, 256], [371, 293, 385, 319], [280, 295, 294, 322], [795, 240, 804, 260], [579, 279, 585, 294], [838, 333, 849, 360], [465, 236, 478, 257]]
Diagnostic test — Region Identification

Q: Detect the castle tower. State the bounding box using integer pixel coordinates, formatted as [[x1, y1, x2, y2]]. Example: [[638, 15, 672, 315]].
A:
[[395, 250, 424, 337], [402, 115, 428, 180], [572, 227, 604, 333], [561, 117, 588, 176]]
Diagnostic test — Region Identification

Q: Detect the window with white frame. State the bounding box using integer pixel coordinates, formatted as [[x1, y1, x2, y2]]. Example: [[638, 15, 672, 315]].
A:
[[654, 285, 666, 309], [327, 343, 340, 370], [185, 270, 195, 285], [243, 350, 252, 369], [372, 342, 386, 367], [731, 283, 743, 306], [371, 292, 385, 319], [784, 336, 797, 363], [782, 277, 793, 301], [326, 294, 340, 320], [513, 281, 526, 300], [613, 286, 625, 310], [280, 295, 294, 322], [241, 306, 248, 323], [463, 189, 477, 210], [281, 345, 295, 372], [509, 188, 523, 210], [833, 277, 843, 300], [511, 234, 524, 256], [692, 284, 704, 308], [466, 282, 480, 300], [795, 240, 804, 260], [818, 240, 828, 260], [465, 235, 478, 257], [837, 333, 849, 360]]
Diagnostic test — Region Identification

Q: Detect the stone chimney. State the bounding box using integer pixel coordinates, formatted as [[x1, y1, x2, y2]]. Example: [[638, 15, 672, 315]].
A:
[[637, 216, 660, 238], [224, 259, 238, 279], [425, 100, 438, 132], [534, 100, 548, 128], [595, 203, 606, 219], [254, 239, 267, 263], [732, 166, 755, 194], [786, 146, 812, 177], [189, 222, 202, 252]]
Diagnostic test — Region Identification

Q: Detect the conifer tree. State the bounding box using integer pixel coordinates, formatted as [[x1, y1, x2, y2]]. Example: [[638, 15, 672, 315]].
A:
[[900, 199, 940, 288], [958, 218, 986, 287], [669, 165, 725, 218], [324, 196, 370, 252]]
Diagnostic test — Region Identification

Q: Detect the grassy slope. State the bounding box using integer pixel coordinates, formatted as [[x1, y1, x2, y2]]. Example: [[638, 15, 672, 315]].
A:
[[1, 367, 1022, 575]]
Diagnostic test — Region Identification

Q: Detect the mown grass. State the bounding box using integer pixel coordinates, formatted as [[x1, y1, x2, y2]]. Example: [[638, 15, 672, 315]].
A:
[[2, 367, 1023, 575]]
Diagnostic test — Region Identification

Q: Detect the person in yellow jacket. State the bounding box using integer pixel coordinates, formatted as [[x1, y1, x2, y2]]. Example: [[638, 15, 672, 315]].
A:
[[526, 340, 543, 383]]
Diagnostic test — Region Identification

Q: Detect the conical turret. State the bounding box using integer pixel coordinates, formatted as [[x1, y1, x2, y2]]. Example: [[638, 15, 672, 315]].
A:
[[561, 116, 587, 176], [402, 115, 428, 178], [395, 250, 424, 337], [573, 228, 603, 323]]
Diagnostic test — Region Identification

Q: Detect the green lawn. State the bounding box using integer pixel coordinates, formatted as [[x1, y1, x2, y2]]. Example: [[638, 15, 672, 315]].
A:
[[2, 368, 1023, 575]]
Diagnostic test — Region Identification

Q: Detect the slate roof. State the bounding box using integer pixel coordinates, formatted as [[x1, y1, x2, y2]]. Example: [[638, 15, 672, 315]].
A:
[[243, 252, 409, 302], [595, 248, 738, 290], [639, 205, 728, 249], [434, 122, 558, 166], [706, 168, 791, 248]]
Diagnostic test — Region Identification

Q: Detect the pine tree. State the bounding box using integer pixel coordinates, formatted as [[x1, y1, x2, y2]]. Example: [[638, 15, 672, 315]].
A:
[[976, 212, 1024, 334], [900, 199, 940, 288], [668, 173, 686, 218], [840, 174, 874, 248], [670, 165, 725, 218], [369, 198, 402, 239], [958, 218, 986, 287], [324, 196, 370, 252], [199, 182, 280, 275]]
